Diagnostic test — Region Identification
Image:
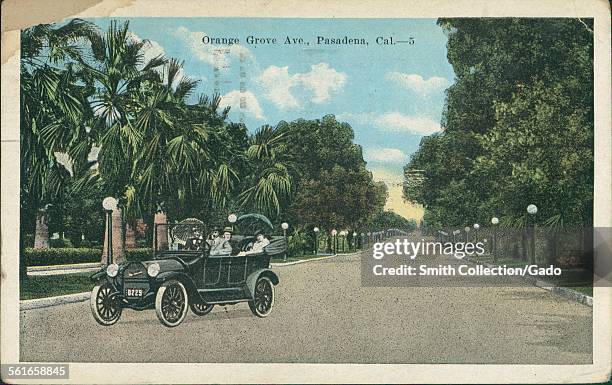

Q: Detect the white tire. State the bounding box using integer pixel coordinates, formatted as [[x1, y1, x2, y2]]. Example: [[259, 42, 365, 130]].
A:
[[90, 283, 122, 326], [155, 279, 189, 327]]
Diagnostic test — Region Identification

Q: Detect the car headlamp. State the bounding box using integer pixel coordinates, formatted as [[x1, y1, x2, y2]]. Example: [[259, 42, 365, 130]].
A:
[[106, 263, 119, 277], [147, 263, 160, 277]]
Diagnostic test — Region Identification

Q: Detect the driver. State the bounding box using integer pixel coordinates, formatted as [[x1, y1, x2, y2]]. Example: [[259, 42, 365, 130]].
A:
[[210, 227, 233, 256], [238, 230, 270, 256], [186, 227, 204, 250]]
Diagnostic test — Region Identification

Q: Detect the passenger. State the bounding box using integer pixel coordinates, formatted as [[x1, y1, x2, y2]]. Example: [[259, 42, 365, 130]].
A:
[[238, 231, 270, 256], [210, 227, 233, 256], [206, 229, 221, 248]]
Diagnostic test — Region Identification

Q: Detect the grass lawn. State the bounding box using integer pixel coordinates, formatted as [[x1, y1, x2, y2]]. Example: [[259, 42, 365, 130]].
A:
[[473, 255, 593, 297], [568, 286, 593, 296], [21, 272, 94, 300]]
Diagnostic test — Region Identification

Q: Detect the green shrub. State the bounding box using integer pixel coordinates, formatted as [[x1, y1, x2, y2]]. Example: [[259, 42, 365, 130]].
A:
[[126, 248, 153, 261], [24, 248, 101, 266], [50, 238, 74, 248], [24, 247, 155, 266]]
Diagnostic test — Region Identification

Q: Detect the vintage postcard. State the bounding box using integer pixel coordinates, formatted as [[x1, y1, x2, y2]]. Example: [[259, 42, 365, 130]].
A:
[[1, 0, 610, 383]]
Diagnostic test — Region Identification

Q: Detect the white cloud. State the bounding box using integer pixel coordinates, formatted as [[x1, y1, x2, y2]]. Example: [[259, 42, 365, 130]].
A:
[[54, 152, 73, 176], [219, 90, 265, 120], [364, 147, 408, 164], [87, 146, 100, 162], [385, 72, 449, 97], [337, 111, 442, 135], [127, 32, 166, 70], [375, 112, 442, 135], [257, 66, 300, 109], [174, 26, 252, 68], [257, 63, 347, 109], [298, 63, 347, 103], [128, 32, 188, 89]]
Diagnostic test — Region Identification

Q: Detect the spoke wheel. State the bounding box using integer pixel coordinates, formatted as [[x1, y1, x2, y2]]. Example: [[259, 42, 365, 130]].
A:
[[190, 301, 214, 316], [90, 283, 122, 326], [155, 280, 189, 327], [248, 276, 274, 318]]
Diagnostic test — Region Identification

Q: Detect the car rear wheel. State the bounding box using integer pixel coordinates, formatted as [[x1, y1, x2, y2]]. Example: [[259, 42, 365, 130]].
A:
[[90, 283, 122, 326], [248, 276, 274, 317], [155, 280, 189, 327], [190, 301, 214, 316]]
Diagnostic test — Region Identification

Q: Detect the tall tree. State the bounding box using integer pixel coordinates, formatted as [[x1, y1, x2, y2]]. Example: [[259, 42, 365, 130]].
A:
[[404, 18, 593, 229], [20, 19, 98, 261]]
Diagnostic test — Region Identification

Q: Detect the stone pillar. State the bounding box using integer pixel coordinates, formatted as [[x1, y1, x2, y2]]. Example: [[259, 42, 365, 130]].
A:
[[153, 211, 168, 251], [34, 208, 49, 249], [102, 207, 125, 265], [125, 222, 136, 249]]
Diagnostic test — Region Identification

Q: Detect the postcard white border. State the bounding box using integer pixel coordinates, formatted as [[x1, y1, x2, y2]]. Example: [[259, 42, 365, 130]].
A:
[[2, 0, 610, 383]]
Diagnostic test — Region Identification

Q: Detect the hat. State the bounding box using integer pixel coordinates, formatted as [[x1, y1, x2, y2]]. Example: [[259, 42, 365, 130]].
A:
[[222, 226, 233, 234]]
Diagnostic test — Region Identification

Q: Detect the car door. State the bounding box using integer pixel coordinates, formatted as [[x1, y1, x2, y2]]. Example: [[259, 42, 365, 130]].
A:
[[228, 254, 248, 284], [203, 255, 223, 286]]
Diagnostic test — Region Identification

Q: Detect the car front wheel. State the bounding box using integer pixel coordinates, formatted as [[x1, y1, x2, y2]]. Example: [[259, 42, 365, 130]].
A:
[[248, 276, 274, 317], [90, 283, 122, 326], [155, 279, 189, 327]]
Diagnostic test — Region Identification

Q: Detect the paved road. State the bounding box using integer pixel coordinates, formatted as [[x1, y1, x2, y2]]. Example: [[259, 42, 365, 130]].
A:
[[20, 243, 592, 364]]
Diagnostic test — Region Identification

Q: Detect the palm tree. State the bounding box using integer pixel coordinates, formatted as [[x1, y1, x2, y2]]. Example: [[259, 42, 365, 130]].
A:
[[77, 22, 242, 256], [239, 124, 293, 220], [21, 19, 99, 258]]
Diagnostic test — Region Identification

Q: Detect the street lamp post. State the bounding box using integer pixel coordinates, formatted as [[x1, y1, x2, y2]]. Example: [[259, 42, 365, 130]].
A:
[[527, 204, 538, 264], [352, 231, 357, 252], [281, 222, 289, 261], [313, 227, 319, 255], [464, 226, 471, 243], [331, 229, 338, 254], [102, 197, 118, 265], [491, 217, 499, 262], [473, 223, 480, 243]]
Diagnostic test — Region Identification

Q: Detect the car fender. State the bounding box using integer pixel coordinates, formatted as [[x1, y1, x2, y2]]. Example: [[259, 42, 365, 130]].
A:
[[154, 271, 200, 300], [90, 269, 107, 282], [246, 269, 279, 299]]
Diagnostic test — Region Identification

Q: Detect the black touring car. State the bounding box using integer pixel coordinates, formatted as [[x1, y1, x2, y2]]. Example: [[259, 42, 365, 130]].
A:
[[90, 214, 284, 327]]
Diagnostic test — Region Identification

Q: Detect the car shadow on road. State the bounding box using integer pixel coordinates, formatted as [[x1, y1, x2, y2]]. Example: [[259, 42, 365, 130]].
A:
[[194, 308, 253, 321]]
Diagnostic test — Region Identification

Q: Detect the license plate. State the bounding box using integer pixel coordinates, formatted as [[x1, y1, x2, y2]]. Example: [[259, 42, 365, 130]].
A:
[[125, 288, 143, 298]]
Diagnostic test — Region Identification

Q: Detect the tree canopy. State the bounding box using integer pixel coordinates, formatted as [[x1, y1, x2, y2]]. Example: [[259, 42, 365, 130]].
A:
[[404, 18, 593, 229], [20, 19, 389, 253]]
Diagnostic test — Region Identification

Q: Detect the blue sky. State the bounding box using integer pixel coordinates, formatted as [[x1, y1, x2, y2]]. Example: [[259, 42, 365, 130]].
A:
[[86, 17, 454, 215]]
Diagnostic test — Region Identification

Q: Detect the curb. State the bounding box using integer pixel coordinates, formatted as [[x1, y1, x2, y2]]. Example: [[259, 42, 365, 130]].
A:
[[20, 292, 90, 311], [271, 250, 363, 267], [27, 262, 102, 271], [464, 256, 593, 307], [27, 262, 102, 276]]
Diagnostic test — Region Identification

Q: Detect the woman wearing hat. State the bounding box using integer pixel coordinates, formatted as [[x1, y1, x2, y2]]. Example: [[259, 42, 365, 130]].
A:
[[238, 230, 270, 256]]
